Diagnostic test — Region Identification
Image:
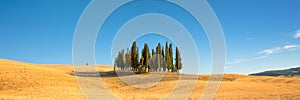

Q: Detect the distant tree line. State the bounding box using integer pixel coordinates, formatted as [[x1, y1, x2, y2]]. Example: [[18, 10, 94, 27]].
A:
[[114, 41, 182, 73]]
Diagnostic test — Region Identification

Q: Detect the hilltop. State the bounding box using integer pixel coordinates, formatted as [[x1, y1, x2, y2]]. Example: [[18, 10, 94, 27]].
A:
[[250, 67, 300, 77]]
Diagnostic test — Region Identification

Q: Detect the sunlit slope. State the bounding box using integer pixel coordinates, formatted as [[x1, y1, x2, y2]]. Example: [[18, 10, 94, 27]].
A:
[[101, 72, 300, 99], [1, 59, 300, 99], [0, 59, 84, 99]]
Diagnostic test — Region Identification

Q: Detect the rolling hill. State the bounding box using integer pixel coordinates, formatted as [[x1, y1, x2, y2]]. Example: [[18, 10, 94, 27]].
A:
[[250, 67, 300, 77], [0, 59, 300, 99]]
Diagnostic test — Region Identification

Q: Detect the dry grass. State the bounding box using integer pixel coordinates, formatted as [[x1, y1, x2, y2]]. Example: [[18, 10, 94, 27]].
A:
[[0, 59, 300, 99], [0, 59, 84, 99]]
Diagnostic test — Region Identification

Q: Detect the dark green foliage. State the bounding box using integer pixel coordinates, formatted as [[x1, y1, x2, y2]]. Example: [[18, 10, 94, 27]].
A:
[[140, 57, 144, 67], [141, 44, 150, 72], [161, 47, 166, 72], [114, 41, 183, 73], [175, 47, 182, 72], [136, 47, 140, 70], [165, 41, 171, 71], [151, 49, 155, 56], [115, 49, 125, 70], [131, 41, 139, 71], [162, 47, 165, 57], [156, 43, 162, 71], [156, 43, 162, 55], [125, 48, 131, 70], [169, 43, 174, 72]]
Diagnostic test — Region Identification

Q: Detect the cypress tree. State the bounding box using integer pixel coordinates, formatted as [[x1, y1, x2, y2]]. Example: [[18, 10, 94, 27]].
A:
[[131, 41, 139, 71], [121, 49, 125, 70], [169, 43, 174, 72], [116, 49, 125, 71], [116, 41, 183, 73], [140, 57, 144, 69], [162, 47, 164, 57], [156, 43, 162, 71], [141, 43, 150, 72], [141, 46, 145, 67], [137, 47, 140, 71], [156, 43, 162, 55], [151, 49, 155, 56], [125, 48, 131, 71], [161, 47, 166, 71], [165, 41, 171, 72], [150, 49, 155, 72], [175, 47, 182, 72]]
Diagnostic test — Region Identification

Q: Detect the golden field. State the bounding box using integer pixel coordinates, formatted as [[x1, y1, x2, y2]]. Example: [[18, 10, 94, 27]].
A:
[[0, 59, 299, 100]]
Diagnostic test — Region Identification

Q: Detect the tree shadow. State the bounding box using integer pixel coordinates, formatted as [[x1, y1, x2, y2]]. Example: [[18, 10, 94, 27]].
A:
[[70, 71, 216, 87], [71, 71, 143, 78], [100, 71, 137, 77]]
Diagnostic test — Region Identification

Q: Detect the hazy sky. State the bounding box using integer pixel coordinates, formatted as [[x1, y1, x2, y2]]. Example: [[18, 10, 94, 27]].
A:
[[1, 0, 300, 74]]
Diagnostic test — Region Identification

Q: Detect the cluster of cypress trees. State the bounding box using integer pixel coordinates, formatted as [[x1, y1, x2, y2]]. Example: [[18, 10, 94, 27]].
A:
[[114, 41, 182, 73]]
